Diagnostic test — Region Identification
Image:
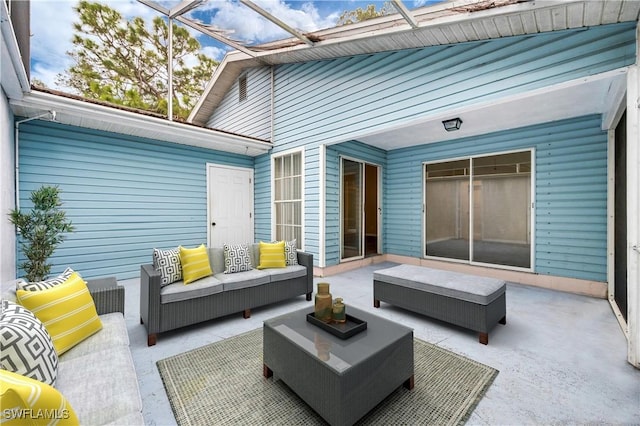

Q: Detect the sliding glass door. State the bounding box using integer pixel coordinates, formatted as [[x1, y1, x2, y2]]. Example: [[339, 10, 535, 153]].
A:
[[341, 158, 380, 261], [425, 151, 532, 269]]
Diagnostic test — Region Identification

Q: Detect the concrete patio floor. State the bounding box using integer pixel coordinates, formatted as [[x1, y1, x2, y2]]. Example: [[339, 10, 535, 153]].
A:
[[123, 261, 640, 425]]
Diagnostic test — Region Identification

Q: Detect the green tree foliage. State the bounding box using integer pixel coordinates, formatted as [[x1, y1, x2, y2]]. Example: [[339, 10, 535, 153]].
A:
[[57, 1, 217, 119], [9, 186, 75, 282], [337, 2, 396, 25]]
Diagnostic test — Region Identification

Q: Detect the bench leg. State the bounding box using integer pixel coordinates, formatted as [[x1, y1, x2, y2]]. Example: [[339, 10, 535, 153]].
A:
[[243, 309, 251, 319], [147, 333, 157, 346], [373, 299, 380, 308], [403, 375, 415, 390], [263, 364, 273, 378], [479, 332, 489, 345], [499, 316, 507, 325], [306, 292, 312, 301]]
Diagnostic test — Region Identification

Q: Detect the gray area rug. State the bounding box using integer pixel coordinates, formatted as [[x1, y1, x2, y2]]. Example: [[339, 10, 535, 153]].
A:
[[157, 328, 498, 425]]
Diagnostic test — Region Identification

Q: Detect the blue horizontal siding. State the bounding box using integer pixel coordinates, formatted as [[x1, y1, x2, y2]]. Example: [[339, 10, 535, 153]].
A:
[[16, 120, 253, 280], [253, 153, 271, 242], [272, 22, 635, 150], [207, 67, 272, 140], [386, 115, 608, 282]]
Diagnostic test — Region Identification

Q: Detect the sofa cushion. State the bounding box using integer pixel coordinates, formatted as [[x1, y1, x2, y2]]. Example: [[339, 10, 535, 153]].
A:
[[214, 269, 270, 291], [153, 247, 182, 286], [266, 264, 307, 281], [257, 241, 286, 269], [59, 313, 129, 362], [16, 267, 74, 292], [207, 247, 225, 276], [160, 275, 223, 304], [223, 243, 253, 274], [16, 272, 103, 356], [0, 300, 58, 386], [179, 245, 213, 284], [0, 369, 79, 424], [57, 346, 142, 426]]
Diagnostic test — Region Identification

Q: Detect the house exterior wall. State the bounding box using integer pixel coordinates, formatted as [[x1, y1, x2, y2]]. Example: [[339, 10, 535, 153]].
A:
[[16, 120, 253, 280], [387, 115, 608, 282], [206, 67, 271, 140], [0, 89, 16, 287], [243, 22, 636, 279], [271, 22, 636, 148]]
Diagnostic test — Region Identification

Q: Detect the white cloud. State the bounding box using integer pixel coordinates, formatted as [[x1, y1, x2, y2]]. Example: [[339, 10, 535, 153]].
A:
[[202, 0, 338, 44]]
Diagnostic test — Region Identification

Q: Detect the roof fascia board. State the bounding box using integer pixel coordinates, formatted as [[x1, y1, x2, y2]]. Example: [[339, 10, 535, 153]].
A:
[[11, 91, 272, 155], [1, 1, 30, 97]]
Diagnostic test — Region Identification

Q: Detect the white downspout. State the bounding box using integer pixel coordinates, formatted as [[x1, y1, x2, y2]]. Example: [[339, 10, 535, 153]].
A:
[[627, 64, 640, 369], [14, 111, 56, 210]]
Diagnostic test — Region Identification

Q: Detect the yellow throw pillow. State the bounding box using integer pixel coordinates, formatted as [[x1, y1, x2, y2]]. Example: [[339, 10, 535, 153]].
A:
[[257, 241, 286, 269], [16, 272, 103, 356], [0, 369, 79, 425], [179, 245, 213, 284]]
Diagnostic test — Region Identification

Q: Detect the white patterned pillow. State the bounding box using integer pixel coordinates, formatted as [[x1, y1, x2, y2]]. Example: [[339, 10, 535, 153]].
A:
[[223, 243, 253, 274], [16, 267, 74, 292], [272, 240, 298, 266], [284, 239, 298, 266], [0, 300, 58, 386], [153, 248, 182, 286]]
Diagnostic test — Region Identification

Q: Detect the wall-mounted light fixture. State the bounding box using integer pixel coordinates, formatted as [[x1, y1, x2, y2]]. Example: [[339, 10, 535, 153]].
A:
[[442, 117, 463, 132]]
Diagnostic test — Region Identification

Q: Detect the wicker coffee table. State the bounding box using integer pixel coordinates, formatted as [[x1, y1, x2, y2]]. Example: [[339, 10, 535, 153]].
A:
[[263, 306, 414, 426]]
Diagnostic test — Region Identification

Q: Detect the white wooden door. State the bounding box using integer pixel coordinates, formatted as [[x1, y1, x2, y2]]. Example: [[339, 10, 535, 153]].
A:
[[207, 164, 254, 247]]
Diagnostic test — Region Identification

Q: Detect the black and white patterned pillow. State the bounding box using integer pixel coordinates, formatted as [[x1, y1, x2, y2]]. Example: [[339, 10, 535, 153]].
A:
[[284, 239, 298, 266], [223, 243, 253, 274], [0, 300, 58, 386], [271, 240, 298, 266], [16, 267, 75, 292], [153, 248, 182, 286]]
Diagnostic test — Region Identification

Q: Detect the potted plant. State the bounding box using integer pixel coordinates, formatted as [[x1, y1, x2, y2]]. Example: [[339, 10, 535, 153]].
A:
[[9, 185, 75, 281]]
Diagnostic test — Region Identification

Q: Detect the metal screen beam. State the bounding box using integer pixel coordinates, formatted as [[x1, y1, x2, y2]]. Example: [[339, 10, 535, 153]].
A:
[[240, 0, 315, 46], [392, 0, 419, 29]]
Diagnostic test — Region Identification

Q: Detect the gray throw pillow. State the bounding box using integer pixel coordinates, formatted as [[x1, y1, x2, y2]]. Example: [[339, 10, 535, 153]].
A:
[[0, 300, 58, 386], [153, 247, 183, 286], [224, 243, 253, 274]]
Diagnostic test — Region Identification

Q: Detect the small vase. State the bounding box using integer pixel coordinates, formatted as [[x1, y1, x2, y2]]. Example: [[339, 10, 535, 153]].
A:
[[332, 298, 346, 323], [314, 282, 332, 323]]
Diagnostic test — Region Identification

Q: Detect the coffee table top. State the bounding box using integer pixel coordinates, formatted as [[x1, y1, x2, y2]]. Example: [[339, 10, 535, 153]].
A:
[[264, 306, 413, 374]]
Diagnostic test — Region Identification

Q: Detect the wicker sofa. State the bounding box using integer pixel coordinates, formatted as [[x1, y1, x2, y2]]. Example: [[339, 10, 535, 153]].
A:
[[140, 244, 313, 346], [2, 277, 144, 425]]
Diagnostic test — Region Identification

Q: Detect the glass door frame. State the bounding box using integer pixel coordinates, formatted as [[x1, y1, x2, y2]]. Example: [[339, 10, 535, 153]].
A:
[[422, 148, 535, 272], [340, 156, 382, 262]]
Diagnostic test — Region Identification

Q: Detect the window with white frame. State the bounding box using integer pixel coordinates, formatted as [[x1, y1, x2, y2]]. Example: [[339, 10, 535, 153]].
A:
[[273, 151, 303, 246]]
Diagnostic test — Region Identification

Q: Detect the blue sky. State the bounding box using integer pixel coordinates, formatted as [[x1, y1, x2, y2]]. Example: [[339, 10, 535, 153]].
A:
[[30, 0, 442, 90]]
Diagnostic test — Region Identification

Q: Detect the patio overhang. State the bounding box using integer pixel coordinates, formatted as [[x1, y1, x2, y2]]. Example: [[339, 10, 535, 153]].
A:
[[9, 90, 272, 157], [355, 69, 628, 150]]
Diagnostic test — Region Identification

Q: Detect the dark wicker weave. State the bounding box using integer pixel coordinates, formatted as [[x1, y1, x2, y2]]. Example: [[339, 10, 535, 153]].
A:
[[374, 279, 506, 345], [140, 252, 313, 346], [87, 277, 125, 315], [263, 307, 414, 426]]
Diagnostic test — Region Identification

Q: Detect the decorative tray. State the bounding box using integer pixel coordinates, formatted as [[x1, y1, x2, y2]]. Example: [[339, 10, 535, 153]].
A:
[[306, 312, 367, 339]]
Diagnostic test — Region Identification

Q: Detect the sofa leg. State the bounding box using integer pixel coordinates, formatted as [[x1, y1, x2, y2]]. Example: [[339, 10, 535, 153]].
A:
[[306, 292, 312, 301], [147, 334, 157, 346], [373, 299, 380, 308], [243, 309, 251, 319], [140, 317, 144, 325], [499, 316, 507, 325], [479, 332, 488, 345]]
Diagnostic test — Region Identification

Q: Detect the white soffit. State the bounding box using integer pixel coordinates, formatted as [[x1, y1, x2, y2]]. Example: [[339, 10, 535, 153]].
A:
[[356, 70, 628, 150], [9, 91, 272, 157]]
